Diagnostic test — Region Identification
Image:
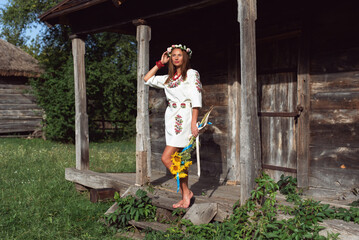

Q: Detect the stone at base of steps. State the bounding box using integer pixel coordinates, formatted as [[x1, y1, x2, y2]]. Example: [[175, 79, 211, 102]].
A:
[[183, 203, 218, 225], [129, 220, 171, 232]]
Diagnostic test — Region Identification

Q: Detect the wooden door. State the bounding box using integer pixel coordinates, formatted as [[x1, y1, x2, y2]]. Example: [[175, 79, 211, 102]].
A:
[[257, 32, 301, 181]]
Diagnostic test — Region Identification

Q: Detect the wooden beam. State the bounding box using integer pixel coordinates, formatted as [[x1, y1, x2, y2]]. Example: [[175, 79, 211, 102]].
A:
[[40, 0, 108, 22], [69, 0, 227, 36], [65, 168, 127, 190], [237, 0, 261, 205], [136, 24, 151, 185], [71, 36, 89, 170], [297, 28, 310, 189], [227, 27, 241, 183]]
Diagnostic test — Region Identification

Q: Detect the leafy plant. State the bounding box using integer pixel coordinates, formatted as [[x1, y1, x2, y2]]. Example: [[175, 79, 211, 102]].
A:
[[105, 189, 156, 227], [277, 174, 302, 203], [144, 173, 344, 240]]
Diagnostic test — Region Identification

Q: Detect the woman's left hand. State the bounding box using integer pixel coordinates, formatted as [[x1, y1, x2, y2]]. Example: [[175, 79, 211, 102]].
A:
[[191, 123, 199, 137]]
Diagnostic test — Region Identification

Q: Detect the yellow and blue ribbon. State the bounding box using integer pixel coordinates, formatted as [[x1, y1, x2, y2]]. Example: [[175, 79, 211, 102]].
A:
[[176, 172, 180, 193]]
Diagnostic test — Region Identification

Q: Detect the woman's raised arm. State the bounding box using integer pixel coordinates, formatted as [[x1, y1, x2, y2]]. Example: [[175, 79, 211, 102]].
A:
[[144, 51, 169, 81]]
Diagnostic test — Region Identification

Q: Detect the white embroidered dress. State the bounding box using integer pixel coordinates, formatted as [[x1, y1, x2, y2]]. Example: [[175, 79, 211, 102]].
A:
[[145, 69, 202, 148]]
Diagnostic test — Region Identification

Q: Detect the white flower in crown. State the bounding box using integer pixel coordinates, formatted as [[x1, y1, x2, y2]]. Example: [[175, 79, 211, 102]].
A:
[[167, 44, 193, 58]]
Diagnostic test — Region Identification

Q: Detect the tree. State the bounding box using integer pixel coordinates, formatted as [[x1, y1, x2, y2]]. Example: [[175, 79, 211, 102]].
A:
[[0, 0, 137, 142]]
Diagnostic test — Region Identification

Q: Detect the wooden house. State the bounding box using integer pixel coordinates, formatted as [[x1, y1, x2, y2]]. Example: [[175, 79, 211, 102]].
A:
[[40, 0, 359, 203], [0, 39, 43, 136]]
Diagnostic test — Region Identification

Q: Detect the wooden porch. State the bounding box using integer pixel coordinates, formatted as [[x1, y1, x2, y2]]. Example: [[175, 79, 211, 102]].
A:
[[66, 168, 359, 239], [66, 168, 239, 212], [66, 167, 356, 210], [40, 0, 359, 210]]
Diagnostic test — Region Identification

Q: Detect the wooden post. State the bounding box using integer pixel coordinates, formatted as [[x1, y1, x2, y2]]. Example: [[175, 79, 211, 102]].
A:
[[297, 29, 310, 189], [227, 29, 241, 184], [237, 0, 261, 204], [71, 35, 89, 170], [135, 22, 151, 185]]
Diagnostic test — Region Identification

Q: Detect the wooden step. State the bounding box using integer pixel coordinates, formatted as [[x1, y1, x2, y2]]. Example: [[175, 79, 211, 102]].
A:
[[105, 185, 232, 222], [128, 220, 171, 232]]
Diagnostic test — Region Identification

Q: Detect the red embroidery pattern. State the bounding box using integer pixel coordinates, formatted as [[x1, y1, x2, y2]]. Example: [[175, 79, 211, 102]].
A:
[[174, 115, 183, 135], [195, 72, 202, 93], [168, 75, 184, 88]]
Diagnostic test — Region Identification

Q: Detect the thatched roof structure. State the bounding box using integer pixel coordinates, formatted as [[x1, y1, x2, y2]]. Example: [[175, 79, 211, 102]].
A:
[[0, 39, 43, 78]]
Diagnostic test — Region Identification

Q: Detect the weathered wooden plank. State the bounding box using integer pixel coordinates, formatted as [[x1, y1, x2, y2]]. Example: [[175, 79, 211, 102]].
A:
[[310, 123, 359, 148], [0, 110, 43, 117], [311, 92, 359, 110], [238, 0, 261, 205], [0, 84, 31, 89], [136, 24, 151, 183], [310, 109, 359, 125], [183, 203, 218, 225], [129, 220, 171, 232], [297, 28, 310, 188], [309, 167, 359, 190], [202, 92, 228, 106], [310, 146, 359, 169], [72, 36, 89, 171], [150, 152, 167, 173], [0, 127, 41, 134], [227, 30, 240, 182], [0, 116, 42, 120], [0, 122, 41, 130], [0, 104, 41, 110], [65, 168, 126, 190], [319, 219, 359, 240], [0, 119, 42, 125], [0, 95, 37, 104], [310, 71, 359, 93], [258, 73, 297, 182], [136, 151, 148, 186], [203, 83, 228, 93], [0, 88, 32, 94]]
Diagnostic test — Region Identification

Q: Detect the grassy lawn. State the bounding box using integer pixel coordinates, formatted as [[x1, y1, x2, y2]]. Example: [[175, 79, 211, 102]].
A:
[[0, 138, 135, 239]]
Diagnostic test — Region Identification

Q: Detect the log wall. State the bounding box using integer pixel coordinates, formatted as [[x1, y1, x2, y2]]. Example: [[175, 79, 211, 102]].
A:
[[0, 76, 43, 135], [256, 0, 359, 192], [308, 1, 359, 191], [147, 1, 236, 178]]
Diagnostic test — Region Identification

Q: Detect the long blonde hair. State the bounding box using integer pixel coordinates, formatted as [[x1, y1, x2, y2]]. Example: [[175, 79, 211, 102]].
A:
[[165, 49, 191, 84]]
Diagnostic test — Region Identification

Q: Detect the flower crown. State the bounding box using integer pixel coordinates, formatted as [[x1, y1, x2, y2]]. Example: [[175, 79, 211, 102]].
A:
[[166, 44, 192, 59]]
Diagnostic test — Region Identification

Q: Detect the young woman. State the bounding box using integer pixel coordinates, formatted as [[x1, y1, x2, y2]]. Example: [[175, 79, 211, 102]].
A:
[[144, 44, 202, 208]]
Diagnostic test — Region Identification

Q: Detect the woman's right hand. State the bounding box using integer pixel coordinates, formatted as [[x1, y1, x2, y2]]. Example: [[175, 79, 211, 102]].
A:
[[161, 51, 170, 65]]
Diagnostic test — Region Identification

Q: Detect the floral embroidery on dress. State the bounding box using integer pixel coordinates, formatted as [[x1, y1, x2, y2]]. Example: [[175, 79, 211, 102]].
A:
[[167, 76, 184, 88], [180, 103, 186, 108], [194, 72, 202, 93], [174, 115, 183, 135]]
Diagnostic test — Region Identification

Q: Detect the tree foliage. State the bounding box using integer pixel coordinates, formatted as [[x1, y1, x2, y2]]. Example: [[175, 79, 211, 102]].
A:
[[0, 0, 137, 142]]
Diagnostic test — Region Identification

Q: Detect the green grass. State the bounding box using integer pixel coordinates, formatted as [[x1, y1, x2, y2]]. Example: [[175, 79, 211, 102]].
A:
[[0, 138, 136, 239]]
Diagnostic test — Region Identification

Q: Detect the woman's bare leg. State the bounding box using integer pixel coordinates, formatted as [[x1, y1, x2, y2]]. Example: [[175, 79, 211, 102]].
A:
[[162, 146, 193, 208], [180, 175, 193, 208]]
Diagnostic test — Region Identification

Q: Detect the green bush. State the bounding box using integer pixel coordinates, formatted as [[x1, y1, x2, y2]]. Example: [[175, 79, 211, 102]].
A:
[[30, 29, 137, 142]]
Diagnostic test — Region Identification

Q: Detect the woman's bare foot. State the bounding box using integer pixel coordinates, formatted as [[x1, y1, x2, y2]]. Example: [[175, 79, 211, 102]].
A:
[[172, 200, 184, 209], [182, 191, 193, 208]]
